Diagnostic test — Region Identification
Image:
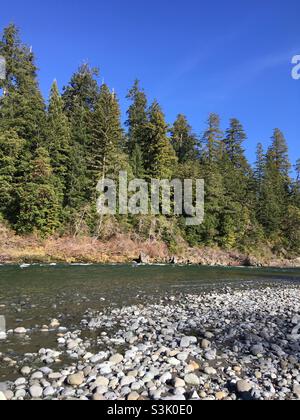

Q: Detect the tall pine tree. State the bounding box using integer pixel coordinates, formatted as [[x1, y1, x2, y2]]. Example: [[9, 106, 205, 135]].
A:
[[170, 114, 198, 163], [144, 101, 177, 180]]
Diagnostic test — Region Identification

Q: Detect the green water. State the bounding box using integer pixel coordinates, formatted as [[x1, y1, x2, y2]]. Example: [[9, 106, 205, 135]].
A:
[[0, 264, 300, 381]]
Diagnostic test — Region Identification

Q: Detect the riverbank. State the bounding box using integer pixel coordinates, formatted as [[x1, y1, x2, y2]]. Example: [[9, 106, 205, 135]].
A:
[[0, 224, 299, 268], [1, 285, 300, 400]]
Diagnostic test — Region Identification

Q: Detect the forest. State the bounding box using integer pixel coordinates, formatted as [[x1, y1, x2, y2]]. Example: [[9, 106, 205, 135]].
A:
[[0, 24, 300, 258]]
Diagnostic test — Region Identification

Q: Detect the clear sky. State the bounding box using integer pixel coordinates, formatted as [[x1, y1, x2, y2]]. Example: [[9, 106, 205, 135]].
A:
[[0, 0, 299, 167]]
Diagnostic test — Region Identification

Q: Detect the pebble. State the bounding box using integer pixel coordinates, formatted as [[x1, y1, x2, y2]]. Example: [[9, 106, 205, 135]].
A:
[[29, 385, 43, 398], [109, 354, 124, 365], [201, 339, 211, 349], [67, 373, 84, 386], [95, 376, 109, 387], [236, 380, 253, 394], [293, 384, 300, 399], [184, 374, 200, 386], [174, 378, 186, 388], [14, 327, 27, 334], [127, 392, 140, 401], [0, 391, 6, 401]]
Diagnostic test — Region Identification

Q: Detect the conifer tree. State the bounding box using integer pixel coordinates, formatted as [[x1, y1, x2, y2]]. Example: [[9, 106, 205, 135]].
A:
[[46, 80, 71, 191], [126, 80, 148, 156], [62, 64, 99, 209], [296, 159, 300, 182], [15, 147, 62, 235], [202, 113, 223, 165], [254, 143, 265, 192], [0, 24, 46, 149], [258, 129, 291, 238], [170, 114, 198, 163], [223, 118, 249, 169], [0, 129, 24, 219], [144, 101, 177, 179], [130, 143, 145, 178], [89, 84, 129, 187]]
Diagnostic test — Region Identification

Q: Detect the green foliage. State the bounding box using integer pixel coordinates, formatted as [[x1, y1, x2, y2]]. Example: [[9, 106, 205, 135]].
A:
[[0, 24, 46, 148], [0, 24, 299, 255], [15, 147, 62, 236], [0, 129, 24, 217], [171, 114, 198, 163], [144, 101, 177, 179], [126, 80, 148, 156]]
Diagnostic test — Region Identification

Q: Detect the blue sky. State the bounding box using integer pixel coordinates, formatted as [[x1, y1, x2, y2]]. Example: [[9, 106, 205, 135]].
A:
[[0, 0, 299, 167]]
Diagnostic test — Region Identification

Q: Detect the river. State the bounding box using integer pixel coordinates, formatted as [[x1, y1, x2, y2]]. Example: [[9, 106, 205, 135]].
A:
[[0, 264, 300, 383]]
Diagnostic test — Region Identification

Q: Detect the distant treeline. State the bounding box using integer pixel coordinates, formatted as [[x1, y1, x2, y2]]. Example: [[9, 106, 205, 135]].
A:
[[0, 24, 299, 255]]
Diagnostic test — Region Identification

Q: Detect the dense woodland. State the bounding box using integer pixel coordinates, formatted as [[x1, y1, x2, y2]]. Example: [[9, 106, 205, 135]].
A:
[[0, 25, 300, 256]]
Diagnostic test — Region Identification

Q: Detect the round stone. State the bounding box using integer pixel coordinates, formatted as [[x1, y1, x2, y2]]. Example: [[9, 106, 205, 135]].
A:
[[67, 373, 84, 386], [184, 374, 200, 386], [236, 380, 253, 394], [109, 354, 124, 365], [14, 327, 27, 335], [95, 376, 109, 387], [127, 392, 140, 401], [174, 377, 186, 388], [29, 385, 43, 398]]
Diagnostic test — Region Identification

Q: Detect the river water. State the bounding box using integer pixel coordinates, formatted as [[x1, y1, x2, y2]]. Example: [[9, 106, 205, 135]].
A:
[[0, 264, 300, 381]]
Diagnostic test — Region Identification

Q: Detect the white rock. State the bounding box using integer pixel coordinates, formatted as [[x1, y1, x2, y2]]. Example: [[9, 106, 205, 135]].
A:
[[14, 327, 27, 335], [29, 385, 43, 398], [109, 354, 124, 365], [0, 391, 6, 401], [184, 374, 200, 386]]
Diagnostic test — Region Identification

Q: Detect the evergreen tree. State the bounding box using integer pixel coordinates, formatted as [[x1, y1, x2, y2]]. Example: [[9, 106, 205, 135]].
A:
[[219, 119, 256, 248], [62, 64, 99, 209], [126, 80, 148, 156], [258, 129, 291, 238], [0, 24, 46, 149], [170, 114, 198, 163], [202, 113, 223, 165], [254, 143, 265, 192], [296, 159, 300, 182], [15, 147, 62, 235], [89, 84, 129, 188], [46, 80, 71, 191], [130, 143, 145, 178], [0, 129, 24, 219], [223, 118, 248, 169], [144, 101, 177, 179]]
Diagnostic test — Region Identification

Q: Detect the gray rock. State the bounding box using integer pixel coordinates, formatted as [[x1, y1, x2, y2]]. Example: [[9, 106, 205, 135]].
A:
[[236, 380, 253, 394], [251, 344, 265, 356], [67, 373, 84, 386], [109, 353, 124, 365], [201, 339, 211, 349], [14, 327, 27, 335], [15, 389, 26, 399], [204, 367, 217, 375], [29, 385, 43, 398], [184, 374, 200, 386], [293, 384, 300, 399], [14, 377, 26, 387], [43, 386, 55, 397], [95, 376, 109, 387], [0, 391, 6, 401], [205, 349, 217, 361], [174, 377, 186, 388]]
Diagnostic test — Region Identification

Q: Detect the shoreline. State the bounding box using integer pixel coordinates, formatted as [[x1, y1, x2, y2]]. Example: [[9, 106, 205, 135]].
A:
[[0, 261, 300, 269], [1, 225, 299, 269], [1, 285, 300, 400]]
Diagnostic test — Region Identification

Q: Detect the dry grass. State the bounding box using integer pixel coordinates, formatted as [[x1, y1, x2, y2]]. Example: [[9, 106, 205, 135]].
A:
[[0, 223, 298, 267]]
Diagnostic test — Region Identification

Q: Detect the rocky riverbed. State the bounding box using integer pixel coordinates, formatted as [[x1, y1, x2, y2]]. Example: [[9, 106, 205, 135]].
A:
[[0, 285, 300, 400]]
